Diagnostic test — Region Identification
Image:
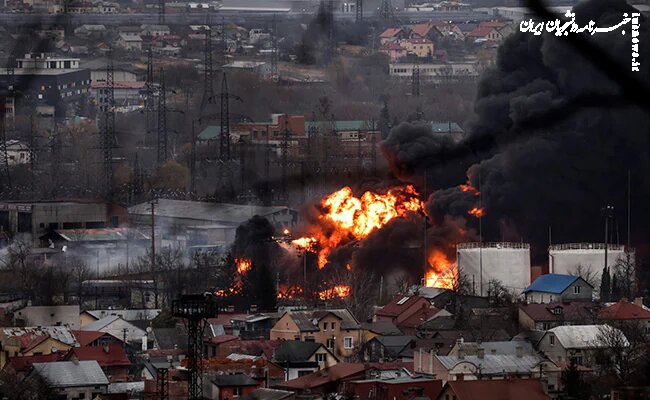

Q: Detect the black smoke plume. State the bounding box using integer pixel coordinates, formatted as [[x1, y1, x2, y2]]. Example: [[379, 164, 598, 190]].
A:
[[382, 0, 650, 263]]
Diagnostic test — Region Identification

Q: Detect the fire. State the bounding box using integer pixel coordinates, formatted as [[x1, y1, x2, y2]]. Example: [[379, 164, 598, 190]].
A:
[[296, 185, 424, 268], [424, 249, 456, 289], [459, 182, 480, 196], [277, 285, 303, 299], [283, 228, 291, 235], [468, 207, 485, 218], [291, 237, 317, 252], [236, 258, 252, 274], [318, 285, 351, 300]]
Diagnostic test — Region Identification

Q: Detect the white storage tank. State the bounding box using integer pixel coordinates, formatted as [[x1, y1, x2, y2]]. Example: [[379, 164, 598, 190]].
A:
[[457, 242, 531, 296], [549, 243, 635, 289]]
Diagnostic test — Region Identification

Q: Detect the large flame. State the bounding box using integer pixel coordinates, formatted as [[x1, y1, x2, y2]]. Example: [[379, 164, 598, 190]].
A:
[[318, 285, 351, 300], [236, 258, 252, 274], [424, 249, 457, 289], [468, 207, 485, 218], [296, 185, 424, 269]]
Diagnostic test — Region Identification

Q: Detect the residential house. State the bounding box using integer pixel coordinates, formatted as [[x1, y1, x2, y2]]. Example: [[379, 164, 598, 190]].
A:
[[67, 345, 131, 382], [360, 335, 416, 362], [79, 315, 146, 344], [467, 26, 503, 43], [6, 140, 31, 166], [203, 357, 285, 387], [274, 362, 413, 396], [73, 24, 106, 38], [401, 38, 434, 58], [3, 352, 67, 378], [519, 301, 598, 331], [206, 374, 260, 400], [72, 330, 125, 348], [231, 313, 281, 339], [151, 325, 188, 351], [31, 360, 109, 400], [140, 24, 171, 37], [409, 21, 442, 42], [0, 326, 78, 368], [428, 349, 560, 389], [222, 61, 272, 80], [270, 309, 361, 361], [598, 299, 650, 336], [272, 340, 338, 380], [13, 305, 80, 329], [204, 334, 239, 358], [117, 33, 143, 51], [379, 43, 408, 62], [375, 295, 431, 325], [537, 325, 628, 367], [379, 28, 406, 44], [436, 379, 552, 400], [447, 340, 535, 357], [346, 376, 443, 400], [523, 274, 593, 303]]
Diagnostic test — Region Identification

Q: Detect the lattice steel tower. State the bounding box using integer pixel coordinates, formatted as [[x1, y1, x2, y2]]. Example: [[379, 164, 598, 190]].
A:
[[172, 294, 218, 400], [101, 55, 115, 193], [157, 68, 168, 165]]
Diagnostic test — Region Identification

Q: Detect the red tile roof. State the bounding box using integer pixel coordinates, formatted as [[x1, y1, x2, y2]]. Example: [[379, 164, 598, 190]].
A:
[[70, 345, 131, 368], [467, 26, 498, 38], [411, 21, 437, 38], [276, 362, 409, 390], [379, 28, 403, 38], [238, 339, 281, 359], [207, 334, 239, 345], [598, 301, 650, 320], [445, 378, 551, 400], [398, 307, 441, 329], [519, 302, 596, 322], [376, 295, 428, 318], [72, 330, 106, 347], [5, 352, 68, 373]]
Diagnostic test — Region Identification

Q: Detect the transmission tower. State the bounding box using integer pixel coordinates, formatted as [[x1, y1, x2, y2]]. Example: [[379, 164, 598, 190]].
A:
[[270, 14, 279, 83], [171, 294, 218, 400], [217, 17, 227, 68], [101, 56, 115, 193], [132, 152, 144, 202], [280, 114, 291, 201], [411, 63, 424, 120], [325, 0, 335, 63], [156, 368, 169, 400], [200, 16, 214, 113], [158, 0, 165, 23], [157, 67, 168, 165], [145, 46, 156, 140], [219, 73, 230, 160], [356, 0, 363, 22], [379, 0, 395, 21]]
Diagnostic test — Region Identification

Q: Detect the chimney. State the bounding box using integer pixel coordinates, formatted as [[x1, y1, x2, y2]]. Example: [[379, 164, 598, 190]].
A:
[[515, 346, 523, 358], [477, 347, 485, 359], [634, 297, 644, 307]]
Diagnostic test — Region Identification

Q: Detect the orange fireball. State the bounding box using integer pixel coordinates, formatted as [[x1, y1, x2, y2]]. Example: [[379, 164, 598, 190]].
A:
[[236, 258, 252, 274], [468, 207, 485, 218], [424, 249, 457, 289], [295, 185, 424, 269], [318, 285, 351, 300]]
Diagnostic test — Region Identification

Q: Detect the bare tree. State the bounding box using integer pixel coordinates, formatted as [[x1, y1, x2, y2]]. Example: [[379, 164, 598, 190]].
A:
[[68, 256, 93, 306], [593, 323, 645, 386], [613, 254, 637, 301], [568, 264, 599, 289]]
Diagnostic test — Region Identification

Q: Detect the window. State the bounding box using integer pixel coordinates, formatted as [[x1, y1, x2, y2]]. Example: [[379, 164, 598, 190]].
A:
[[326, 338, 335, 349], [315, 353, 326, 363], [233, 387, 242, 397], [331, 322, 336, 331], [323, 322, 328, 330], [344, 337, 353, 349], [549, 335, 555, 346], [573, 285, 581, 294]]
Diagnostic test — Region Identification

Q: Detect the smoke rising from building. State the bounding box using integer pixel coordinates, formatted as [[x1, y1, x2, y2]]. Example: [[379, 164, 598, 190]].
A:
[[382, 0, 650, 262]]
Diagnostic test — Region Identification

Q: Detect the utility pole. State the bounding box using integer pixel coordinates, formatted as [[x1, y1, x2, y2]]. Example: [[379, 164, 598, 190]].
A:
[[158, 0, 165, 24], [325, 0, 335, 63], [602, 205, 615, 271], [412, 62, 423, 120], [0, 103, 10, 193], [190, 120, 197, 195], [150, 199, 156, 273], [157, 67, 168, 165], [370, 119, 377, 175]]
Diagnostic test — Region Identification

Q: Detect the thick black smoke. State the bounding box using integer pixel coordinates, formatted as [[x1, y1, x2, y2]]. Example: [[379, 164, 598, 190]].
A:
[[232, 215, 282, 265], [382, 0, 650, 263]]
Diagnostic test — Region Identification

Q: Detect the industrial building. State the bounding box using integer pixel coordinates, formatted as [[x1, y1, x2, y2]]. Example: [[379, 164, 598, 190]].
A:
[[456, 242, 531, 296], [0, 200, 126, 244], [548, 243, 635, 291]]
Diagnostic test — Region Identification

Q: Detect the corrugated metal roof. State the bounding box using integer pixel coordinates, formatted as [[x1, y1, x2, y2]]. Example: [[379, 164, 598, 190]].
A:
[[50, 228, 150, 242], [33, 361, 109, 387], [547, 325, 628, 349], [305, 120, 371, 132], [523, 274, 580, 294], [436, 354, 544, 375], [86, 309, 160, 321], [2, 326, 77, 346], [128, 199, 292, 225], [198, 125, 222, 141]]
